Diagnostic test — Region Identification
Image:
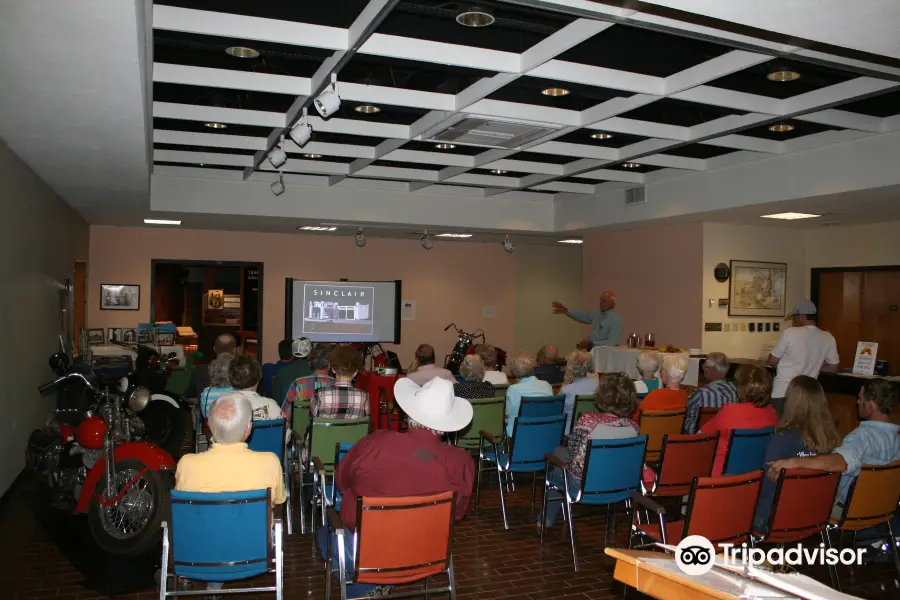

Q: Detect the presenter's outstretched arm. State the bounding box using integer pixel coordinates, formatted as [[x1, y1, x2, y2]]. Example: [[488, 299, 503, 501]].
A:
[[552, 301, 592, 324]]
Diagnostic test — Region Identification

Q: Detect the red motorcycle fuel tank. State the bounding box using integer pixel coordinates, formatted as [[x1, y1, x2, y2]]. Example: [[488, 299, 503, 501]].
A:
[[76, 416, 107, 450], [59, 423, 76, 443]]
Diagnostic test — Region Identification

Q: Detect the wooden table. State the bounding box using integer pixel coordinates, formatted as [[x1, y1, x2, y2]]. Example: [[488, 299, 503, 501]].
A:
[[608, 548, 739, 600]]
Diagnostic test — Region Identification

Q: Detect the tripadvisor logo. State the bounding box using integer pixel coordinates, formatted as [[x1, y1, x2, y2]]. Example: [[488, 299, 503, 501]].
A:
[[675, 535, 865, 576]]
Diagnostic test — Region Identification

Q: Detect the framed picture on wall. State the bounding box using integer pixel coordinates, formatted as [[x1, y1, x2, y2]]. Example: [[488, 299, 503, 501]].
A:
[[100, 284, 140, 310], [122, 328, 138, 343], [86, 328, 105, 345], [107, 328, 123, 343], [157, 332, 175, 346], [728, 260, 787, 317]]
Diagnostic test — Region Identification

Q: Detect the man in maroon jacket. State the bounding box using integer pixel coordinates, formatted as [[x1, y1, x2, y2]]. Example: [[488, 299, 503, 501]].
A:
[[316, 377, 474, 597]]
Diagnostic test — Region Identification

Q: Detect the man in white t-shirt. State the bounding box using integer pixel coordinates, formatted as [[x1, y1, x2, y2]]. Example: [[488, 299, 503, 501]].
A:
[[767, 299, 840, 413]]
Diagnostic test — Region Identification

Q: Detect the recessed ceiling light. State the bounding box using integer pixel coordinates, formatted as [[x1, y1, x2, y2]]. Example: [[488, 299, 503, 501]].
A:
[[622, 162, 642, 168], [456, 5, 495, 27], [590, 132, 614, 140], [226, 46, 260, 59], [298, 226, 338, 231], [436, 233, 474, 238], [541, 87, 570, 97], [144, 219, 181, 226], [558, 239, 584, 244], [760, 212, 821, 220], [354, 104, 381, 114], [490, 169, 507, 175], [768, 123, 795, 133], [302, 153, 323, 159], [767, 69, 801, 82], [203, 122, 227, 129], [435, 143, 456, 150]]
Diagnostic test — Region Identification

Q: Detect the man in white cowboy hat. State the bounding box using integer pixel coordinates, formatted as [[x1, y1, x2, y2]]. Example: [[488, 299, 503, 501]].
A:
[[316, 377, 474, 597]]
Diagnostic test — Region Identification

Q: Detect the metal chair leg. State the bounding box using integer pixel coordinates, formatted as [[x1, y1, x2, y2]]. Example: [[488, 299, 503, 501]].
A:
[[275, 521, 284, 600], [566, 498, 578, 571], [474, 440, 484, 512], [159, 522, 169, 600], [447, 555, 457, 600], [887, 520, 900, 579], [609, 503, 618, 546], [821, 530, 840, 591], [540, 463, 550, 543], [531, 472, 538, 514]]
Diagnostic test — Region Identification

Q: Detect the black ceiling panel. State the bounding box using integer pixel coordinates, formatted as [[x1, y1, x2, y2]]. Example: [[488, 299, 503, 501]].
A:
[[554, 129, 647, 148], [738, 120, 837, 140], [156, 0, 370, 28], [371, 160, 444, 171], [154, 31, 330, 78], [510, 151, 572, 165], [659, 144, 738, 159], [377, 1, 574, 53], [619, 98, 744, 126], [153, 82, 296, 113], [605, 163, 663, 173], [330, 103, 429, 125], [153, 117, 272, 138], [285, 154, 358, 164], [341, 55, 493, 94], [487, 77, 630, 110], [558, 25, 732, 77], [304, 131, 386, 146], [402, 140, 485, 155], [838, 89, 900, 117], [154, 161, 245, 172], [154, 142, 257, 156], [707, 59, 858, 99], [556, 177, 597, 185]]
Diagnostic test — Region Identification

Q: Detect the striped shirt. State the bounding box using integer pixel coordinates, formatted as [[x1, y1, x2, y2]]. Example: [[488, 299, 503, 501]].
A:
[[683, 379, 738, 434], [311, 382, 370, 420], [200, 386, 234, 418]]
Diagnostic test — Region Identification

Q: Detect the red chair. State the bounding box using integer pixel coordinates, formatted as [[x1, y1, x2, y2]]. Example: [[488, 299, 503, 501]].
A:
[[325, 492, 457, 599], [637, 409, 686, 463], [697, 407, 719, 430], [630, 471, 763, 549], [647, 432, 718, 497]]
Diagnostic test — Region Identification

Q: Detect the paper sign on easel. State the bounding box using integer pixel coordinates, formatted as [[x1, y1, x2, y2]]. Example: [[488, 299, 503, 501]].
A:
[[852, 341, 879, 375]]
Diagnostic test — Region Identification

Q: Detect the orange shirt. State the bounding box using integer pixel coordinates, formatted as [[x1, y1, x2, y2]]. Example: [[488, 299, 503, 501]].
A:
[[701, 403, 778, 476], [634, 388, 688, 420]]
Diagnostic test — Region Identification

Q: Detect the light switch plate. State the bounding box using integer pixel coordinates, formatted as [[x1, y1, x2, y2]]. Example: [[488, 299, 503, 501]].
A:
[[740, 323, 748, 332]]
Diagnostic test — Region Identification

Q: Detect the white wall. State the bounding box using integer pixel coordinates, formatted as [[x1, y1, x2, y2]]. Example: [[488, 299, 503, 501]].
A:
[[804, 221, 900, 292], [701, 222, 806, 359], [0, 140, 89, 495]]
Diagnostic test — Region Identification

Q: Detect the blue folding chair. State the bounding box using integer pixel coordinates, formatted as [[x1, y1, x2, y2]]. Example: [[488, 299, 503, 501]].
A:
[[475, 414, 566, 529], [160, 489, 283, 599], [541, 436, 648, 571], [722, 427, 775, 475], [247, 419, 294, 535], [519, 394, 565, 418]]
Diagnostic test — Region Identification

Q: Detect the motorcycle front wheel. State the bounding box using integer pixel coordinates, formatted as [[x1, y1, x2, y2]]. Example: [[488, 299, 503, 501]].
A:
[[87, 458, 170, 556], [141, 399, 187, 457]]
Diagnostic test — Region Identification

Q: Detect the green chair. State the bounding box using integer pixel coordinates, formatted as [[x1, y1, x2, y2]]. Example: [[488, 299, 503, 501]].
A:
[[457, 396, 506, 450], [165, 366, 192, 397], [292, 401, 311, 442], [573, 394, 596, 426]]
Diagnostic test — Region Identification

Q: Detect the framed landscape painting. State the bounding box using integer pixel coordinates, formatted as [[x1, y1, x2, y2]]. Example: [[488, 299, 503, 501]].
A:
[[728, 260, 787, 317], [100, 284, 140, 310]]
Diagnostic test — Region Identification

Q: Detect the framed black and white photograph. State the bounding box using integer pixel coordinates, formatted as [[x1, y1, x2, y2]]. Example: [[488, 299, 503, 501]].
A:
[[87, 328, 105, 345], [107, 328, 123, 343], [157, 332, 175, 346], [122, 328, 138, 343], [100, 284, 140, 311], [728, 260, 787, 317]]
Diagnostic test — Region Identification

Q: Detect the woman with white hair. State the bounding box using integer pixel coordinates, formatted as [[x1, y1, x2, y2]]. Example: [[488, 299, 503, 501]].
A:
[[559, 350, 597, 433], [200, 352, 236, 418], [504, 352, 553, 436], [635, 353, 689, 418], [454, 355, 496, 400], [633, 351, 661, 395]]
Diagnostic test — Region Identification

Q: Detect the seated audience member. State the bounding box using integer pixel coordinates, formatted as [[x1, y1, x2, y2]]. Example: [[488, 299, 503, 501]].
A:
[[635, 354, 689, 419], [754, 376, 840, 532], [284, 343, 335, 419], [454, 355, 496, 400], [271, 338, 313, 406], [633, 351, 661, 395], [310, 346, 368, 419], [533, 345, 564, 385], [683, 352, 738, 434], [505, 352, 553, 436], [767, 378, 899, 522], [406, 344, 456, 385], [539, 373, 639, 527], [702, 365, 778, 476], [200, 352, 235, 418], [260, 339, 296, 398], [559, 350, 598, 433], [475, 344, 508, 385], [226, 355, 282, 420], [188, 333, 238, 399], [318, 377, 474, 598]]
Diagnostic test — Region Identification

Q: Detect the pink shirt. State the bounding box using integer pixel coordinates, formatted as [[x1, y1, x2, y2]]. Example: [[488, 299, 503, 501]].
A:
[[405, 364, 456, 386]]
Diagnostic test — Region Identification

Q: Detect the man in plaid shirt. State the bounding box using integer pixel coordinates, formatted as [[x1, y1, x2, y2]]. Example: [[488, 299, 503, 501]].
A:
[[311, 346, 370, 419], [283, 344, 335, 420], [683, 352, 738, 433]]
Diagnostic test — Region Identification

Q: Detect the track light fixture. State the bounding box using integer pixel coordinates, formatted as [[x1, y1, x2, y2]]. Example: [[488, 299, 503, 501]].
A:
[[421, 231, 434, 251], [271, 173, 285, 196], [267, 137, 287, 169], [314, 74, 341, 118], [289, 109, 313, 147], [502, 235, 515, 253], [355, 228, 366, 248]]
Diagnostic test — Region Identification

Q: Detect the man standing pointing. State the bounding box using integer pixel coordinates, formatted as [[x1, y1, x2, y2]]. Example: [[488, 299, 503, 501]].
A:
[[552, 291, 624, 350]]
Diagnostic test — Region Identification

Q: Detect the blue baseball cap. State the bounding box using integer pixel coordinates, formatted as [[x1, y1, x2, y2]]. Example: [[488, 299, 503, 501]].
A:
[[786, 299, 817, 319]]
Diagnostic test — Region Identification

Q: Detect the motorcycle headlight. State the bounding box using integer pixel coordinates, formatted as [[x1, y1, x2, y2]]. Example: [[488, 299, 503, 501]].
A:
[[127, 386, 152, 412]]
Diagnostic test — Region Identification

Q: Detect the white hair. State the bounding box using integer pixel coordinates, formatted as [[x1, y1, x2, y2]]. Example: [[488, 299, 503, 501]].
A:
[[566, 350, 594, 379], [509, 353, 536, 379], [636, 351, 661, 378], [704, 352, 730, 378], [209, 352, 235, 387], [459, 355, 486, 382], [661, 354, 689, 385], [208, 393, 252, 444]]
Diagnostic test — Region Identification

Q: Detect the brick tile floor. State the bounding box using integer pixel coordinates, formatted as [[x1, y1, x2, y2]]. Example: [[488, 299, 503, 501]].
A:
[[2, 470, 898, 599]]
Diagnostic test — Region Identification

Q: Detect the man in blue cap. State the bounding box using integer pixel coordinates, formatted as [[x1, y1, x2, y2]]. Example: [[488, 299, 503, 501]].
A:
[[767, 299, 840, 413]]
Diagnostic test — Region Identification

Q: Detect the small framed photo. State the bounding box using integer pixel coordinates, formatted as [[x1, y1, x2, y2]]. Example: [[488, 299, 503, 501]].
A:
[[157, 332, 175, 346], [138, 329, 153, 343], [107, 328, 123, 343], [122, 328, 138, 343], [87, 328, 105, 345], [207, 289, 225, 310], [100, 284, 140, 311]]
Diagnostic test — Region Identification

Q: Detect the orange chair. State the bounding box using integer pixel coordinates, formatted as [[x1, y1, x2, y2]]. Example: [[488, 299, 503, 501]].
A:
[[325, 492, 457, 599], [637, 409, 686, 462], [697, 407, 719, 430], [630, 471, 763, 549], [647, 432, 718, 497]]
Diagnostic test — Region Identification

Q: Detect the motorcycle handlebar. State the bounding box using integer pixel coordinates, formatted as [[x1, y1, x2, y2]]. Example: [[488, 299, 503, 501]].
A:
[[37, 372, 96, 395], [444, 323, 456, 332]]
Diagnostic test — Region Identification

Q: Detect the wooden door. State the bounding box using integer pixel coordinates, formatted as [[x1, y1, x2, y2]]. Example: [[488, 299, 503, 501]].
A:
[[860, 271, 900, 374], [817, 271, 862, 370], [73, 261, 87, 353]]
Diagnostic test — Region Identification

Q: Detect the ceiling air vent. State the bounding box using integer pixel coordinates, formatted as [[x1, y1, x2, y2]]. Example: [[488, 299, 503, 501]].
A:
[[625, 186, 646, 206], [429, 116, 561, 150]]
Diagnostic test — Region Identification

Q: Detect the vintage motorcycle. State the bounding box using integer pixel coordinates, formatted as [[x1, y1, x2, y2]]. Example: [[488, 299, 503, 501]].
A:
[[443, 323, 486, 373], [27, 353, 174, 555]]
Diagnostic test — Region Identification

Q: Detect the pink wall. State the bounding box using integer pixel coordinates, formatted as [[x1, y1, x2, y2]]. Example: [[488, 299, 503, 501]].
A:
[[87, 226, 518, 364], [582, 222, 703, 349]]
